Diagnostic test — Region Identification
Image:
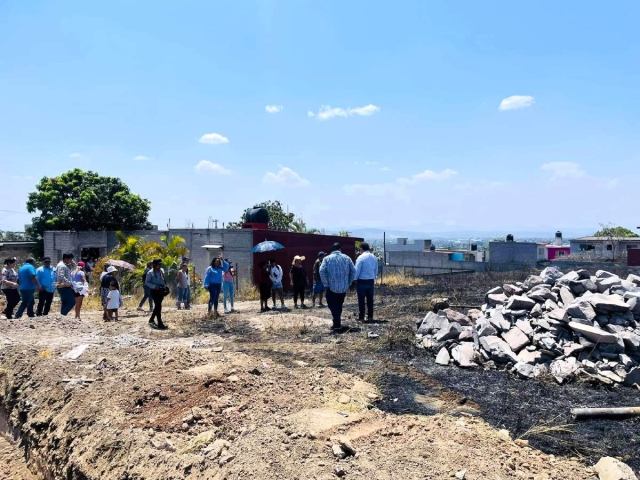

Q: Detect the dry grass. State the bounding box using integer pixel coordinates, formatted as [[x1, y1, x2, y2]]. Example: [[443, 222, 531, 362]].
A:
[[518, 417, 575, 441], [381, 273, 428, 287]]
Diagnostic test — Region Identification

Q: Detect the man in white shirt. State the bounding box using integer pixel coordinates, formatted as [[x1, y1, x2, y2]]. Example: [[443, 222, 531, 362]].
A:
[[354, 242, 378, 322]]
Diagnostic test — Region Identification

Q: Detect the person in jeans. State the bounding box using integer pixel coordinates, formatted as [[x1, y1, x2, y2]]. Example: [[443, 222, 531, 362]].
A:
[[176, 263, 191, 310], [36, 257, 56, 316], [223, 261, 236, 314], [354, 242, 378, 322], [56, 253, 76, 316], [289, 255, 308, 309], [311, 252, 325, 308], [319, 243, 356, 332], [137, 262, 154, 312], [14, 258, 40, 319], [1, 258, 20, 319], [203, 255, 229, 317], [146, 259, 167, 329]]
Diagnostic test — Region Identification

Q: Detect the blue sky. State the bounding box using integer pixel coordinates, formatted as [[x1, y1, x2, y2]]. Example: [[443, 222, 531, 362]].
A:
[[1, 1, 639, 235]]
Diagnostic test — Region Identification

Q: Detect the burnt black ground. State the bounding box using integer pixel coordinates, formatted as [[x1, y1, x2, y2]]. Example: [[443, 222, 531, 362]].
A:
[[415, 356, 640, 473]]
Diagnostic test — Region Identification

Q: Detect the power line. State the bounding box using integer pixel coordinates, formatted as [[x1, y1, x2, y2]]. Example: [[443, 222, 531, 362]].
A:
[[0, 210, 29, 215]]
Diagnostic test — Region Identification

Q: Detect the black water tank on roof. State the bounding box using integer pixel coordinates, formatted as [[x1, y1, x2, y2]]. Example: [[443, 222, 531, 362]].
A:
[[245, 208, 269, 224], [506, 234, 514, 242], [471, 243, 478, 251], [429, 245, 436, 251]]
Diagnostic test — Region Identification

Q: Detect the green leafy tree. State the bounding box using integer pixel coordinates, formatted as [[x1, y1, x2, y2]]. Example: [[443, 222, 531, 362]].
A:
[[226, 200, 296, 231], [593, 225, 639, 238], [26, 169, 152, 245]]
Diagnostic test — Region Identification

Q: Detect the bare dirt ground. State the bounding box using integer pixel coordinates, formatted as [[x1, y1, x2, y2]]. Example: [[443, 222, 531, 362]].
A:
[[0, 283, 632, 479]]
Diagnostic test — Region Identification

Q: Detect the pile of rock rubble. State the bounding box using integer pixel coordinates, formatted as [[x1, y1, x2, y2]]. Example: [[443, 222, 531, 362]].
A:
[[416, 267, 640, 387]]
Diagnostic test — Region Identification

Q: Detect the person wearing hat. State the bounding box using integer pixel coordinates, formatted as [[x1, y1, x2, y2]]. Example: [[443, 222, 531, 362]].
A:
[[100, 266, 120, 320], [311, 252, 326, 308], [14, 258, 40, 319], [319, 243, 356, 332], [289, 255, 308, 309], [71, 261, 89, 319], [36, 257, 56, 316], [146, 258, 168, 329]]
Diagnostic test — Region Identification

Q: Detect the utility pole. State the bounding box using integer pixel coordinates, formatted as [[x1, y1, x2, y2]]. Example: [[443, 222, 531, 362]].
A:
[[213, 219, 219, 228]]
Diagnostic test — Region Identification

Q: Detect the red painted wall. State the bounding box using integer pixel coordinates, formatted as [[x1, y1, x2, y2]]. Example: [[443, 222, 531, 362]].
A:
[[251, 231, 363, 289], [629, 249, 640, 267], [546, 246, 571, 260]]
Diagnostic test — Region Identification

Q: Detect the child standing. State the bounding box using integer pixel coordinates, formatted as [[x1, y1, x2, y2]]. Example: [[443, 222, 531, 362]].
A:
[[106, 281, 121, 321]]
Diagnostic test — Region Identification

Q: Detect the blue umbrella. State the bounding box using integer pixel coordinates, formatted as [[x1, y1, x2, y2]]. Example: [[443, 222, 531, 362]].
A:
[[251, 240, 285, 253]]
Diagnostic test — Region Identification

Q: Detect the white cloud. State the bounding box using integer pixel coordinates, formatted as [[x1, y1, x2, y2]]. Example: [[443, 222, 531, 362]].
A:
[[134, 155, 150, 161], [397, 168, 458, 185], [309, 104, 380, 120], [199, 133, 229, 145], [69, 153, 81, 158], [499, 95, 535, 111], [348, 104, 380, 116], [380, 167, 391, 172], [541, 162, 586, 180], [195, 160, 232, 175], [262, 167, 310, 187], [265, 104, 283, 114]]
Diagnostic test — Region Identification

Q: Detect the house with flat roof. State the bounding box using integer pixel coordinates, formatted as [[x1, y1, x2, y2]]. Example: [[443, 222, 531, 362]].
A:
[[569, 236, 640, 255]]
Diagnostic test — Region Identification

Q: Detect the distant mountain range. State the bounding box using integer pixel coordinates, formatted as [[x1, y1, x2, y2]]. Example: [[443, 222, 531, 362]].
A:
[[342, 227, 595, 241]]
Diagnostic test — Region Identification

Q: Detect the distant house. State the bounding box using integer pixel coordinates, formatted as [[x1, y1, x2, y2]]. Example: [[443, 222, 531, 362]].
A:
[[384, 238, 432, 263], [487, 240, 547, 264], [545, 245, 571, 260], [569, 236, 640, 255], [0, 241, 36, 260]]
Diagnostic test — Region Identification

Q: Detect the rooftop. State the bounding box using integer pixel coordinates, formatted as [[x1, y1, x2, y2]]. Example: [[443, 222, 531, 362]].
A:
[[571, 236, 640, 242]]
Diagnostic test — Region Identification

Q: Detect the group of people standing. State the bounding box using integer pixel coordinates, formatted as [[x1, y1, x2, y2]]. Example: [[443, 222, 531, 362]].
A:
[[1, 253, 92, 320], [255, 242, 378, 332]]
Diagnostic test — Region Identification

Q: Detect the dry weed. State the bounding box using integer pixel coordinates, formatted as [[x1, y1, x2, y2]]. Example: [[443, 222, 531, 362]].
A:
[[381, 273, 428, 287]]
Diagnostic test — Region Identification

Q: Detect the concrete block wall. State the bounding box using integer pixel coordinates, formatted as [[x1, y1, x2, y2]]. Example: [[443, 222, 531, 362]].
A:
[[488, 242, 539, 264], [44, 229, 255, 283]]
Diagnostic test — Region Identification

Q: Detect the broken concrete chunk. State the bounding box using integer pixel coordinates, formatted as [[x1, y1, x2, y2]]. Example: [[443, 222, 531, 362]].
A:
[[417, 311, 449, 335], [540, 266, 564, 285], [559, 287, 575, 307], [596, 276, 622, 294], [502, 328, 530, 353], [503, 284, 523, 296], [451, 343, 477, 368], [487, 293, 508, 306], [523, 275, 544, 290], [515, 319, 533, 336], [441, 308, 472, 326], [505, 295, 536, 311], [589, 293, 630, 314], [594, 456, 638, 480], [476, 319, 498, 338], [435, 347, 451, 366], [568, 322, 618, 344], [550, 357, 578, 384], [517, 349, 543, 365], [513, 361, 535, 378], [566, 299, 597, 322], [627, 274, 640, 287], [434, 322, 463, 342], [547, 308, 569, 322], [479, 336, 518, 363]]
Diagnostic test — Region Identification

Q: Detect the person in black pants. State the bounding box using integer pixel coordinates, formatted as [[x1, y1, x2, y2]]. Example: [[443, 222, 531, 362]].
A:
[[145, 259, 167, 330], [1, 258, 20, 319], [289, 255, 308, 309]]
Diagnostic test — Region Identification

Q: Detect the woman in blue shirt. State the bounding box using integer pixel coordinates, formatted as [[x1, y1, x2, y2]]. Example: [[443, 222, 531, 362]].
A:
[[203, 255, 229, 317]]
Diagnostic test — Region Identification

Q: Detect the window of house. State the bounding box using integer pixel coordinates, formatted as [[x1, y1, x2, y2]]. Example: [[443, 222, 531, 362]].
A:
[[558, 250, 566, 257], [580, 244, 595, 251], [627, 245, 638, 250], [606, 244, 613, 251], [538, 248, 544, 256]]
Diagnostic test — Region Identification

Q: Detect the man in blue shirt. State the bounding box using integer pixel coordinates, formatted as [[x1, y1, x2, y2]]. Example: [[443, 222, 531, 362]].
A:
[[36, 257, 56, 316], [14, 258, 40, 319], [319, 243, 355, 332], [355, 242, 379, 322]]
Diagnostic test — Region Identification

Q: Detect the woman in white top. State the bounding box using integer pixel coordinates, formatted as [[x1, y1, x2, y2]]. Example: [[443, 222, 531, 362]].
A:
[[176, 263, 191, 310]]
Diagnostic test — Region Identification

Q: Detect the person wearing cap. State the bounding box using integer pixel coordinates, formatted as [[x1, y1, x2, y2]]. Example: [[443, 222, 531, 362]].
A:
[[355, 242, 378, 322], [146, 259, 168, 329], [14, 258, 40, 319], [100, 266, 120, 320], [311, 252, 326, 308], [36, 257, 56, 316], [319, 243, 356, 332], [71, 261, 88, 320], [56, 252, 76, 315], [289, 255, 308, 309]]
